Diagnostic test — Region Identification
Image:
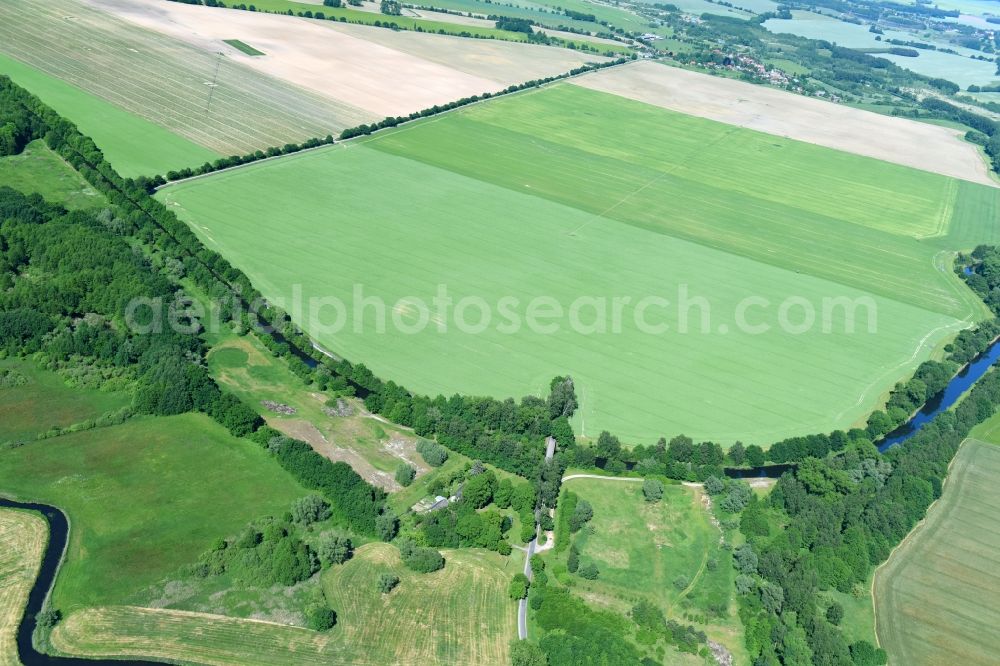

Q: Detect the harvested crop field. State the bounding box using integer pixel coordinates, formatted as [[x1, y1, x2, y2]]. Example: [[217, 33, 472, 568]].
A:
[[159, 82, 997, 443], [51, 544, 515, 665], [572, 61, 996, 185], [874, 436, 1000, 665], [0, 509, 47, 666], [86, 0, 610, 118], [0, 0, 369, 162]]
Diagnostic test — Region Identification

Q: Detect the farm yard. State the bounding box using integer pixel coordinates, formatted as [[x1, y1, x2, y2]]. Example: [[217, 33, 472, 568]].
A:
[[88, 0, 613, 119], [159, 79, 998, 443], [0, 509, 47, 666], [49, 544, 516, 665], [873, 434, 1000, 665], [0, 413, 306, 611]]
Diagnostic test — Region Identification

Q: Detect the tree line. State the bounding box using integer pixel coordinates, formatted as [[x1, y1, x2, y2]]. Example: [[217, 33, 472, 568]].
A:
[[151, 57, 631, 186], [734, 352, 1000, 665]]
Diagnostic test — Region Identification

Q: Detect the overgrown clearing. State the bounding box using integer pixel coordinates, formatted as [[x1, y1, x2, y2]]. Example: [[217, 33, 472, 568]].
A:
[[50, 544, 515, 665], [90, 0, 612, 120], [0, 414, 305, 610], [161, 81, 990, 443], [556, 478, 746, 661], [571, 61, 996, 185], [0, 0, 366, 166], [0, 359, 130, 446], [0, 139, 107, 209], [0, 53, 217, 177], [0, 509, 47, 666], [207, 327, 433, 491], [874, 435, 1000, 665]]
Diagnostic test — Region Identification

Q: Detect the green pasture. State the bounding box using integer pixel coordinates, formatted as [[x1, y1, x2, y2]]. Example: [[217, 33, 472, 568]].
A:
[[0, 140, 107, 209], [0, 54, 218, 177], [874, 435, 1000, 665], [0, 359, 129, 445], [160, 82, 986, 443], [0, 413, 306, 610]]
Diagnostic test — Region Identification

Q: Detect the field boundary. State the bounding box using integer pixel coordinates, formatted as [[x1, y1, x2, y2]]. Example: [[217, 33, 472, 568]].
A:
[[154, 57, 632, 190], [870, 440, 963, 649]]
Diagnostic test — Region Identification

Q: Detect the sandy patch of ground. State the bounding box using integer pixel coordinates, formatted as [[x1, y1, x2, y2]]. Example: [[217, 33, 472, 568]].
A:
[[87, 0, 608, 118], [572, 60, 996, 186], [270, 417, 399, 491]]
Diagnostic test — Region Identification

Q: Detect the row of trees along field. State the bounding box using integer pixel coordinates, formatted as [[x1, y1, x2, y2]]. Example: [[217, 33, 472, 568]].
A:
[[151, 57, 631, 185]]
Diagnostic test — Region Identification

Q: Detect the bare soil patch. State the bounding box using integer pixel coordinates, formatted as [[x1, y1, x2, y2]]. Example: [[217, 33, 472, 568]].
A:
[[572, 60, 995, 186], [87, 0, 607, 118], [271, 418, 399, 491]]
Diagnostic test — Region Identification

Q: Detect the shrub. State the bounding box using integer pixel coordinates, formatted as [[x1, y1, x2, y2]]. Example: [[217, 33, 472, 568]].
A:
[[291, 495, 332, 525], [642, 478, 664, 502], [395, 463, 415, 487], [578, 563, 600, 580], [306, 605, 336, 631], [509, 573, 530, 599], [416, 440, 448, 467], [318, 535, 353, 566], [398, 537, 444, 573], [377, 572, 400, 593]]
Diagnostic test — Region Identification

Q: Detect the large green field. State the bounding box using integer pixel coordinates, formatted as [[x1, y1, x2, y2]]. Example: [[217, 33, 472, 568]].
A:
[[0, 359, 130, 446], [49, 543, 516, 665], [0, 413, 306, 610], [159, 82, 995, 444], [873, 431, 1000, 665]]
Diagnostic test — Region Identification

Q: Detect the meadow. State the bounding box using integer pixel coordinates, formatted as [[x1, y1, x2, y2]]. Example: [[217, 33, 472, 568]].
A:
[[160, 81, 990, 444], [0, 509, 47, 666], [873, 433, 1000, 665], [555, 478, 745, 661], [50, 543, 516, 665], [0, 359, 130, 446], [0, 139, 107, 209], [0, 0, 367, 166], [0, 413, 306, 610]]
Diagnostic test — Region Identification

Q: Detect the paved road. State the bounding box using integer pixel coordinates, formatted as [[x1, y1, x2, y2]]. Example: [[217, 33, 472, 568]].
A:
[[517, 437, 557, 639]]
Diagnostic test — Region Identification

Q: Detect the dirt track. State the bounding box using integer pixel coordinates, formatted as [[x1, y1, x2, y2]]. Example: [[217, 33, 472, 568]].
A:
[[573, 60, 996, 186]]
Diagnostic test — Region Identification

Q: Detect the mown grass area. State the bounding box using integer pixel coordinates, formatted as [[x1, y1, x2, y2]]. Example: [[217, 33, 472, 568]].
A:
[[0, 359, 130, 446], [224, 39, 265, 56], [0, 509, 47, 666], [873, 435, 1000, 665], [50, 543, 516, 665], [0, 413, 306, 611], [161, 82, 975, 444], [0, 53, 217, 177], [0, 140, 107, 209], [552, 478, 746, 662]]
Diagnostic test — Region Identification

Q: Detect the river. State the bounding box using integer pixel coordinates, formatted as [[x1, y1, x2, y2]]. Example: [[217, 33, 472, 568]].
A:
[[0, 497, 164, 666]]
